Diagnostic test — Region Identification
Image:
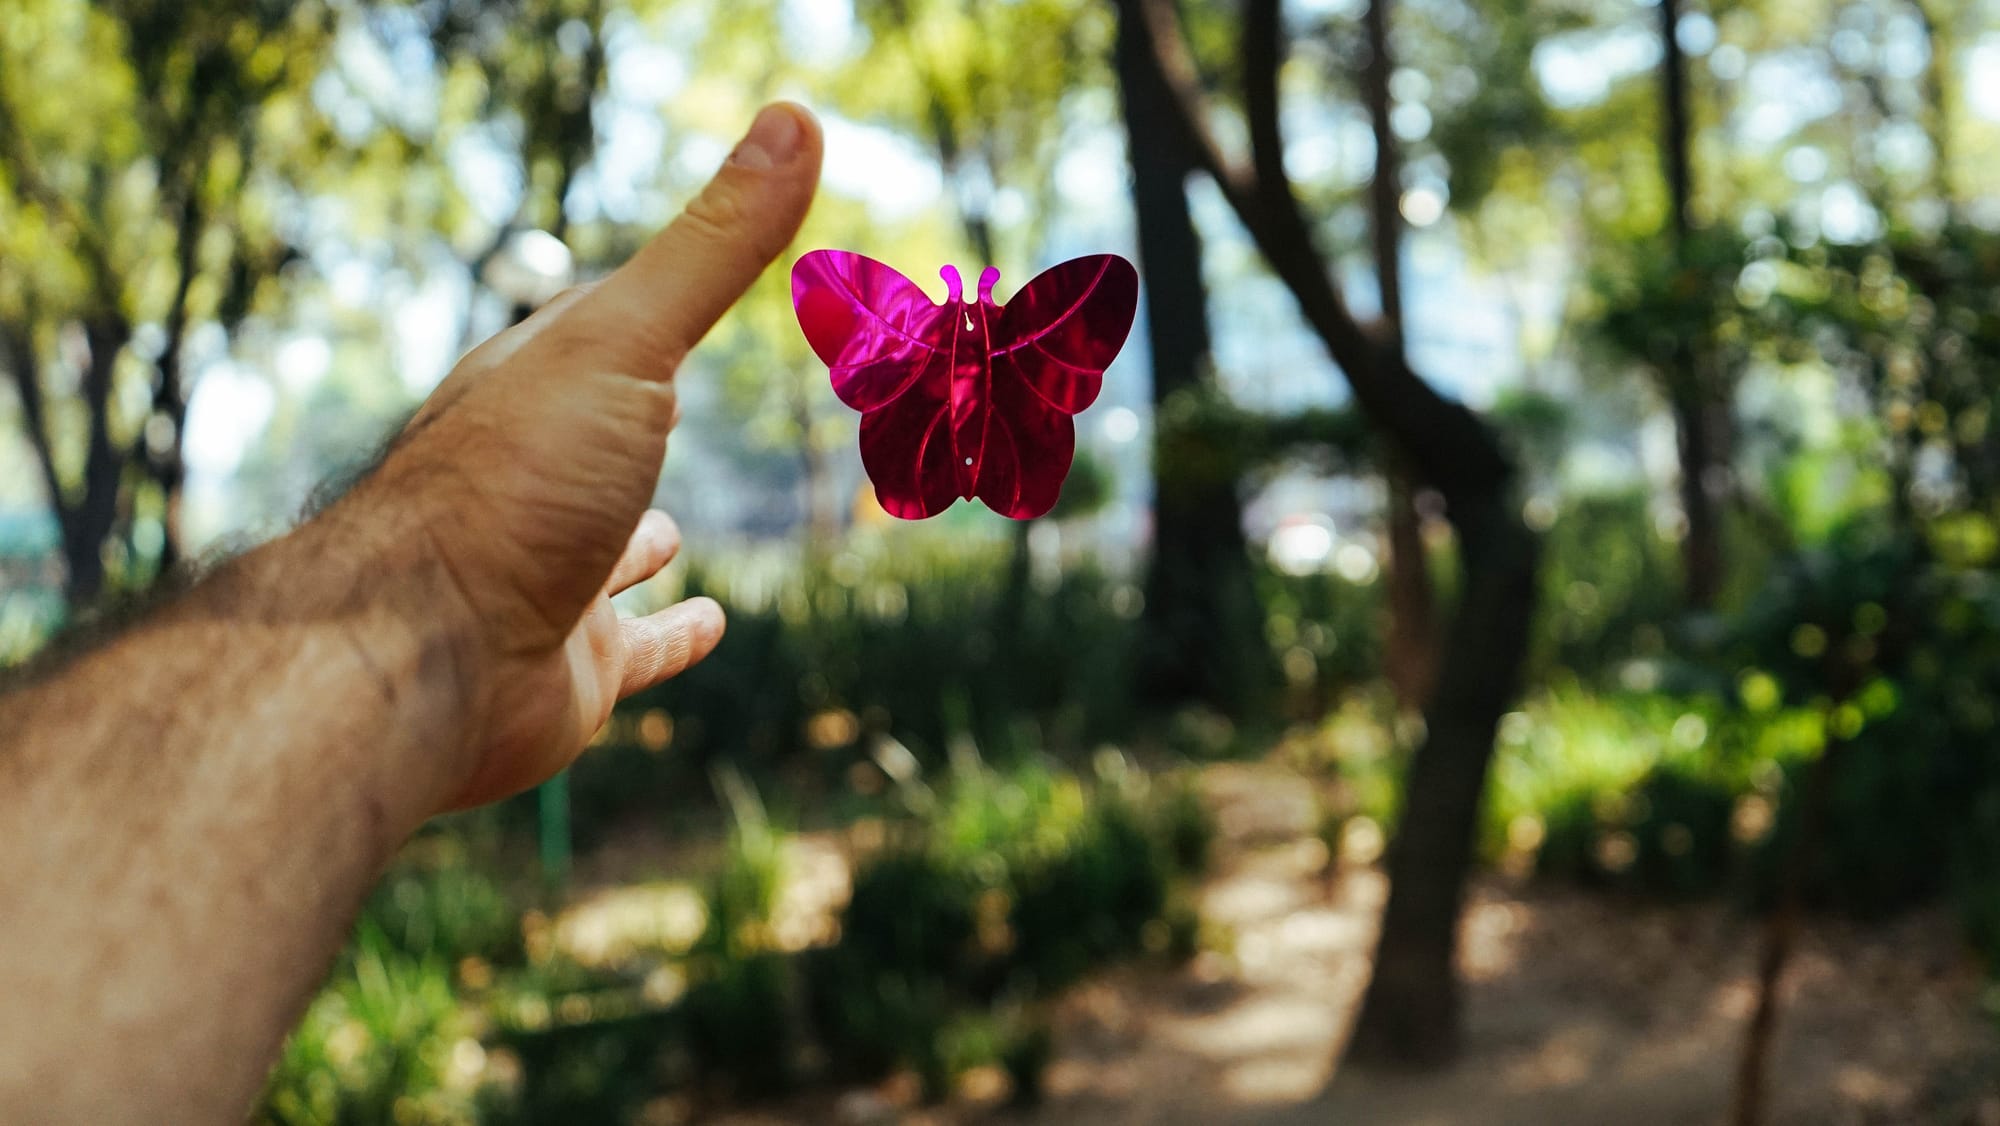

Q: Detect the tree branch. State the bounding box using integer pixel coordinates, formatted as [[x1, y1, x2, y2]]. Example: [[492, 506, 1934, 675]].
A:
[[1127, 0, 1511, 509], [156, 173, 206, 419], [1131, 0, 1259, 207], [1243, 0, 1288, 205], [0, 86, 121, 312], [1362, 0, 1405, 352]]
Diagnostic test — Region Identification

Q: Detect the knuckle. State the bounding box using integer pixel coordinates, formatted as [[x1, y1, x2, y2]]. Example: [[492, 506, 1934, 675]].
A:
[[654, 619, 693, 678], [646, 381, 679, 427], [608, 376, 679, 430], [679, 185, 751, 246], [677, 177, 788, 263], [545, 280, 598, 307]]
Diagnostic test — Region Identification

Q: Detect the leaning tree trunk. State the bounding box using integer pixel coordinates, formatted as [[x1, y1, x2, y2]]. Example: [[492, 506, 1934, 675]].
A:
[[1116, 1, 1271, 717], [1346, 0, 1536, 1058], [1348, 495, 1537, 1061], [1123, 0, 1541, 1063]]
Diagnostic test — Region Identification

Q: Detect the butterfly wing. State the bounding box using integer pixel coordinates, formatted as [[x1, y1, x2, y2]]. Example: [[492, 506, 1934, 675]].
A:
[[792, 250, 962, 519], [975, 255, 1139, 519], [793, 249, 948, 412]]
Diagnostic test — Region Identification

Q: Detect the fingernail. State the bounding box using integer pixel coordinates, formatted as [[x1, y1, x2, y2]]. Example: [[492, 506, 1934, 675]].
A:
[[729, 104, 802, 171]]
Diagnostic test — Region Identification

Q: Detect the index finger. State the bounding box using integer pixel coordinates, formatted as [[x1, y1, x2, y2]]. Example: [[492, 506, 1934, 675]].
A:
[[556, 102, 823, 379]]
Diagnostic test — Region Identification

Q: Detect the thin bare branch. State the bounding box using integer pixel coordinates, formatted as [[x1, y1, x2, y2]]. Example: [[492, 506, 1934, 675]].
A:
[[1131, 0, 1259, 207], [1243, 0, 1288, 206], [1362, 0, 1404, 352], [1125, 0, 1510, 504]]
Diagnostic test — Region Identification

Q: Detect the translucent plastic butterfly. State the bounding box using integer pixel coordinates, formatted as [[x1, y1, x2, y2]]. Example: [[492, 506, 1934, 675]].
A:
[[792, 250, 1138, 520]]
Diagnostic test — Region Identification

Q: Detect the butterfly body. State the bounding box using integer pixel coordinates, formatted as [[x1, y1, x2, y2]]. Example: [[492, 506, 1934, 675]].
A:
[[792, 251, 1138, 520]]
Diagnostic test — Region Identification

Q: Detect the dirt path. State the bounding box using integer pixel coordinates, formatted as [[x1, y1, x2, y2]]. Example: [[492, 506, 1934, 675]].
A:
[[698, 760, 1999, 1126], [1021, 762, 2000, 1126]]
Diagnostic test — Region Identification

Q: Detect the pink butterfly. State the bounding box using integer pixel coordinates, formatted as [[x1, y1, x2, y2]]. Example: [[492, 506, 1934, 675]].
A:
[[791, 250, 1139, 520]]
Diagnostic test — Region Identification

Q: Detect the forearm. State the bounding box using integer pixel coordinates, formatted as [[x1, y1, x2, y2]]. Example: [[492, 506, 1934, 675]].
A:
[[0, 496, 475, 1123], [0, 99, 815, 1124]]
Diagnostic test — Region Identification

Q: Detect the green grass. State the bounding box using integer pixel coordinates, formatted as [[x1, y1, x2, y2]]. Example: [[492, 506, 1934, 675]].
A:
[[261, 753, 1212, 1122]]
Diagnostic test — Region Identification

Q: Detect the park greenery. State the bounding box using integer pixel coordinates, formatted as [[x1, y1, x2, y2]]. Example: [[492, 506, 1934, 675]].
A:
[[3, 0, 2000, 1121]]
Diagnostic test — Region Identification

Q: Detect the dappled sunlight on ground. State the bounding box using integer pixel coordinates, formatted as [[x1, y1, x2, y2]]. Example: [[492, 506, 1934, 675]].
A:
[[1063, 760, 1997, 1126], [555, 833, 853, 969], [555, 883, 707, 967], [714, 756, 1997, 1125]]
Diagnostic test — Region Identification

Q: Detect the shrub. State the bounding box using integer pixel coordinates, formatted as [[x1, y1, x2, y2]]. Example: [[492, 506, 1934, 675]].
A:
[[807, 757, 1201, 1099], [492, 1006, 674, 1126], [579, 539, 1143, 835], [259, 929, 481, 1126], [679, 951, 795, 1096], [1010, 785, 1169, 991], [1155, 774, 1215, 877], [360, 858, 519, 969], [272, 757, 1212, 1120], [806, 849, 982, 1082]]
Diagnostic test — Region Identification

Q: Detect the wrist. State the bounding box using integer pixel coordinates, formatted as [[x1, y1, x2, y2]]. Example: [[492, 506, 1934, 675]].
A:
[[216, 481, 491, 823]]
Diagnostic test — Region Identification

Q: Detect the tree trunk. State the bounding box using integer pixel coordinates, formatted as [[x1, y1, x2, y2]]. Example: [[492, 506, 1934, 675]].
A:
[[1910, 0, 1955, 214], [39, 318, 135, 608], [1115, 0, 1269, 716], [1673, 381, 1725, 608], [1120, 0, 1541, 1062], [147, 186, 205, 578], [1383, 473, 1437, 706], [1659, 0, 1723, 607], [1346, 0, 1538, 1060], [1362, 0, 1437, 709], [1348, 497, 1537, 1063]]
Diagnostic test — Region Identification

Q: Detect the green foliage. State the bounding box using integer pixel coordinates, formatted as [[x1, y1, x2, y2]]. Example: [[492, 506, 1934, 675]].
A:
[[1479, 515, 2000, 932], [1769, 226, 2000, 525], [0, 0, 334, 598], [697, 773, 787, 959], [681, 951, 795, 1095], [808, 757, 1199, 1097], [1528, 489, 1681, 677], [269, 753, 1213, 1121], [588, 539, 1133, 811], [1156, 775, 1215, 876], [1256, 560, 1387, 721], [1009, 787, 1165, 988], [996, 1011, 1055, 1106], [1589, 227, 1759, 375], [1957, 790, 2000, 974], [359, 854, 519, 969], [259, 930, 482, 1126], [1047, 448, 1114, 522], [494, 1008, 675, 1126], [677, 779, 798, 1094], [566, 536, 1379, 836]]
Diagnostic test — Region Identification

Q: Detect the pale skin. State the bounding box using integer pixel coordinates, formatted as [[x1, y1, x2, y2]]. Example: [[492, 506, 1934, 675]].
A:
[[0, 103, 823, 1123]]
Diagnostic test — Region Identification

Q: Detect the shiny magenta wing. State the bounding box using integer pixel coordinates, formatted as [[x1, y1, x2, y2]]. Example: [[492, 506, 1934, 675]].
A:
[[792, 250, 950, 413], [975, 255, 1139, 519], [792, 250, 961, 518], [792, 250, 1137, 521]]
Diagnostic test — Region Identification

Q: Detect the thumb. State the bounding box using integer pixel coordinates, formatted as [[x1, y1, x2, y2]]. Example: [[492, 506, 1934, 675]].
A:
[[560, 102, 823, 378]]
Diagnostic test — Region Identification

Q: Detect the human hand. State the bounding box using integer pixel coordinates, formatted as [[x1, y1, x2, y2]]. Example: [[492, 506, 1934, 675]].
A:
[[355, 102, 822, 811]]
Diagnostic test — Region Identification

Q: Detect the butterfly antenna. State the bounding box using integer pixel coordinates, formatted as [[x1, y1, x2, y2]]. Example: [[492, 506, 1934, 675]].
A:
[[978, 267, 1000, 305], [939, 264, 963, 304]]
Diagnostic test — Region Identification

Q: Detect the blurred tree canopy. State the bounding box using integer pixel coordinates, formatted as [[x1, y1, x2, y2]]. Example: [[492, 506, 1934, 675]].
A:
[[0, 0, 330, 601]]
